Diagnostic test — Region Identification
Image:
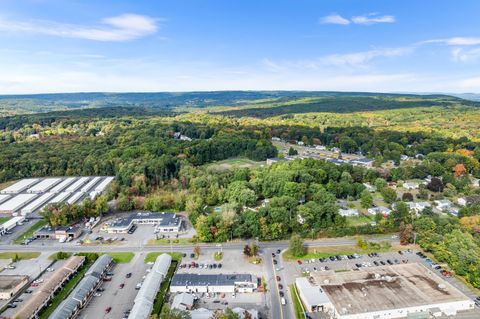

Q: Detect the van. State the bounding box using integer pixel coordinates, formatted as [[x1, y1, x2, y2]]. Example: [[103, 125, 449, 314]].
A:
[[281, 297, 286, 305]]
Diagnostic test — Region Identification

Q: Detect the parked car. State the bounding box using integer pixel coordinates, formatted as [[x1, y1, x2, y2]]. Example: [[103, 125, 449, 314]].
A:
[[297, 260, 302, 265], [105, 307, 112, 313], [126, 273, 132, 278], [119, 283, 125, 289]]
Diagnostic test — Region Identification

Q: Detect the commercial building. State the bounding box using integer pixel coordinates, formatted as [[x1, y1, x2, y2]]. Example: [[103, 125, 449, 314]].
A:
[[0, 194, 11, 205], [170, 273, 258, 293], [0, 275, 29, 300], [93, 176, 114, 193], [188, 308, 258, 319], [128, 254, 172, 319], [171, 292, 195, 310], [0, 179, 39, 194], [0, 193, 38, 214], [49, 254, 113, 319], [13, 256, 85, 319], [0, 216, 25, 235], [49, 177, 77, 193], [66, 192, 84, 205], [102, 212, 184, 234], [26, 178, 62, 193], [35, 225, 82, 240], [80, 176, 102, 193], [296, 263, 475, 319], [65, 177, 90, 193], [49, 191, 72, 204]]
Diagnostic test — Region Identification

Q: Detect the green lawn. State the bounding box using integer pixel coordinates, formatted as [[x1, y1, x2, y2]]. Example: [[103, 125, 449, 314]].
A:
[[346, 215, 374, 226], [48, 252, 73, 260], [152, 260, 178, 315], [38, 261, 91, 319], [13, 219, 48, 244], [144, 252, 183, 263], [204, 157, 264, 171], [147, 237, 197, 245], [0, 216, 12, 224], [102, 252, 134, 263], [0, 252, 40, 260], [289, 284, 305, 319]]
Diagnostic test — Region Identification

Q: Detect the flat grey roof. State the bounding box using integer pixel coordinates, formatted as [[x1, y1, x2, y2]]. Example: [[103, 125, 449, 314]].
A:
[[109, 211, 181, 228], [171, 273, 255, 287], [311, 263, 470, 316]]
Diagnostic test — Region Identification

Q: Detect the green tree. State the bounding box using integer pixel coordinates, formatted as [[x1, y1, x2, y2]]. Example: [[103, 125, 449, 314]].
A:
[[380, 187, 397, 204], [288, 147, 298, 156], [289, 235, 306, 257], [360, 189, 373, 209]]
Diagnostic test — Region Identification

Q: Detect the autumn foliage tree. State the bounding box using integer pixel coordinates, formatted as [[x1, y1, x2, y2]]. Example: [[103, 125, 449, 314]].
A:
[[399, 222, 413, 245]]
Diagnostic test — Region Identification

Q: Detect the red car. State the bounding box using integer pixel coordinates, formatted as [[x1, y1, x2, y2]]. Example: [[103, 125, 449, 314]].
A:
[[297, 260, 302, 265], [105, 307, 112, 313], [119, 283, 125, 289]]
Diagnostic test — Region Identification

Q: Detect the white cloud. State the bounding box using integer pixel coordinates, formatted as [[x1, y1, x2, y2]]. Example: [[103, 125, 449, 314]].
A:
[[320, 14, 350, 25], [320, 47, 411, 67], [0, 14, 159, 41], [351, 13, 395, 25], [452, 47, 480, 62], [424, 37, 480, 46]]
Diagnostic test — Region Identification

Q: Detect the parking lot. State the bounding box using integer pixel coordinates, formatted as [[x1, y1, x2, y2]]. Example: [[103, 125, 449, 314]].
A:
[[78, 252, 149, 319], [1, 255, 59, 315]]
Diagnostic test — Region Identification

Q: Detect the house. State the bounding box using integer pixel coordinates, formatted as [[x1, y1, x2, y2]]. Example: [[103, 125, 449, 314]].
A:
[[434, 199, 453, 210], [405, 202, 431, 215], [400, 155, 410, 161], [403, 182, 419, 190], [266, 157, 287, 166], [350, 158, 374, 168], [363, 183, 376, 193], [367, 206, 392, 216], [297, 141, 304, 146], [338, 208, 359, 217], [171, 292, 195, 310], [315, 145, 326, 151], [457, 197, 467, 206], [471, 177, 480, 187], [271, 137, 281, 141]]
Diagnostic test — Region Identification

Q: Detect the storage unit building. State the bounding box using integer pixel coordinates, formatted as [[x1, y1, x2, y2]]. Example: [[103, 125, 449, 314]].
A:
[[94, 176, 114, 193], [80, 177, 102, 193], [0, 216, 25, 235], [49, 192, 72, 204], [26, 178, 62, 193], [0, 194, 38, 214], [66, 192, 84, 205], [49, 177, 77, 193], [65, 177, 90, 193], [20, 192, 56, 215], [0, 195, 11, 205], [0, 179, 39, 194]]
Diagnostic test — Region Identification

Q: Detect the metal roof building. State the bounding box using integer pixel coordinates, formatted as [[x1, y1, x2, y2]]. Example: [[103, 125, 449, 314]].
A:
[[0, 178, 39, 194], [49, 177, 77, 193], [66, 192, 84, 205], [0, 193, 38, 214], [20, 192, 56, 215], [170, 273, 258, 293], [49, 255, 112, 319], [0, 216, 25, 235], [50, 191, 72, 204], [65, 177, 90, 193], [94, 176, 114, 193], [0, 194, 11, 205], [26, 178, 62, 193], [128, 254, 172, 319], [13, 256, 85, 319], [80, 176, 102, 193]]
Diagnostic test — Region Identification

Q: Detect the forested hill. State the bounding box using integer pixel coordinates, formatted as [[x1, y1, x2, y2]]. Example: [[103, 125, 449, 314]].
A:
[[0, 91, 474, 116]]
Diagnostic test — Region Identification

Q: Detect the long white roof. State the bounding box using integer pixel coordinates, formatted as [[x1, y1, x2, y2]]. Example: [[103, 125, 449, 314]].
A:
[[66, 192, 84, 205], [49, 177, 77, 193], [26, 178, 62, 193], [0, 193, 38, 212], [50, 192, 72, 204], [94, 177, 114, 193], [0, 216, 25, 230], [21, 192, 56, 214], [80, 176, 102, 193], [0, 178, 39, 194], [0, 194, 11, 204], [65, 177, 90, 192]]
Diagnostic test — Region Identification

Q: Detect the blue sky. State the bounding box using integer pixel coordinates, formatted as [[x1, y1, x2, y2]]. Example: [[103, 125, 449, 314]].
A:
[[1, 0, 480, 93]]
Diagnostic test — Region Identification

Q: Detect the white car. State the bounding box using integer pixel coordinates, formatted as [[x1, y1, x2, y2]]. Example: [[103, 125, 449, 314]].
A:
[[46, 268, 54, 272]]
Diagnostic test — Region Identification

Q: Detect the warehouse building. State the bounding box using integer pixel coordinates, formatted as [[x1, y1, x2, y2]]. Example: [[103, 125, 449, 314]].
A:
[[0, 194, 11, 205], [35, 225, 82, 240], [65, 177, 90, 193], [49, 177, 77, 193], [102, 212, 184, 234], [128, 254, 172, 319], [49, 254, 113, 319], [0, 275, 29, 300], [20, 192, 56, 215], [26, 178, 62, 193], [0, 179, 39, 194], [0, 193, 38, 214], [66, 192, 85, 205], [49, 191, 72, 204], [170, 273, 258, 293], [0, 216, 25, 235], [296, 263, 475, 319], [80, 176, 102, 193], [13, 256, 85, 319]]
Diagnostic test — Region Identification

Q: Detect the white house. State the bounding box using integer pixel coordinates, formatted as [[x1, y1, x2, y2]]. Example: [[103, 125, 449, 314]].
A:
[[362, 183, 376, 193], [457, 197, 467, 206], [434, 199, 453, 210], [403, 182, 419, 190], [405, 201, 431, 215], [338, 208, 359, 217], [367, 206, 392, 216]]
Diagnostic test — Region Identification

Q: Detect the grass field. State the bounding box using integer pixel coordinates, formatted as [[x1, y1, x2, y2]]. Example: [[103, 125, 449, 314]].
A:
[[0, 252, 40, 260], [144, 252, 183, 263], [283, 243, 394, 261], [48, 252, 73, 260], [102, 252, 134, 263], [346, 215, 374, 227], [151, 260, 178, 315], [289, 284, 305, 319], [13, 219, 48, 244], [147, 237, 196, 245], [204, 157, 265, 171], [0, 216, 12, 224]]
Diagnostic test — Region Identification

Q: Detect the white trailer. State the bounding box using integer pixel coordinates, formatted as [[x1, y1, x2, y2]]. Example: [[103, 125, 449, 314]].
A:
[[26, 178, 62, 193], [21, 192, 56, 215], [49, 177, 77, 193], [49, 192, 72, 204], [0, 195, 11, 205], [80, 177, 102, 193], [66, 192, 84, 205], [0, 193, 38, 214], [0, 216, 25, 235], [94, 177, 114, 193], [0, 179, 39, 194], [65, 177, 90, 192]]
